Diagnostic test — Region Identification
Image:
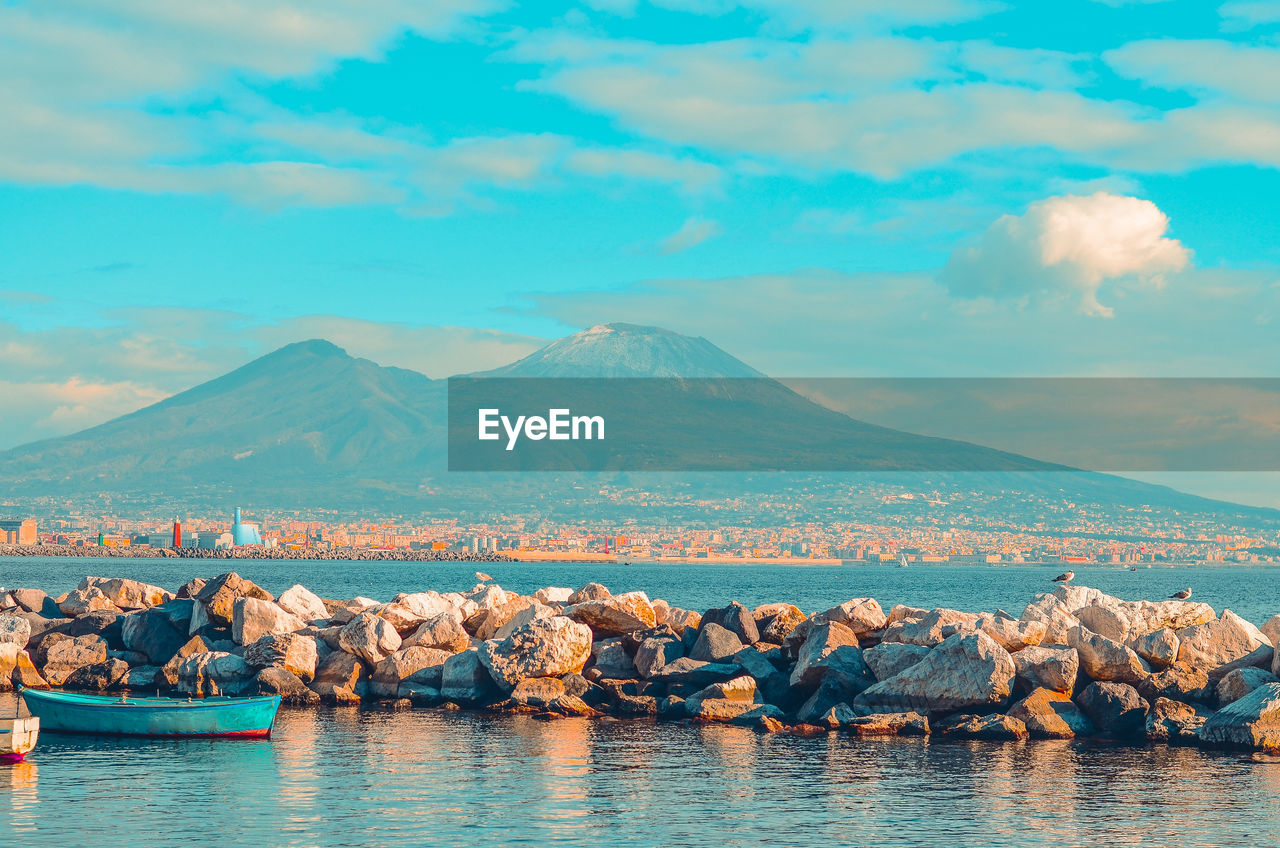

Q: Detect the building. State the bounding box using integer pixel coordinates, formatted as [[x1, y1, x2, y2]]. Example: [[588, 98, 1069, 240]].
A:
[[231, 507, 263, 546], [0, 518, 37, 545]]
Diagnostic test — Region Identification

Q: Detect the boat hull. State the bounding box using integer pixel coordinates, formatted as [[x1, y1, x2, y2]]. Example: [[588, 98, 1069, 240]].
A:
[[19, 689, 281, 739], [1, 716, 40, 761]]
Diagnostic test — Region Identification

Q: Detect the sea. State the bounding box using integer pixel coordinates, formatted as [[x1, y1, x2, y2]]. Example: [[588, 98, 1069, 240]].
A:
[[2, 558, 1279, 847]]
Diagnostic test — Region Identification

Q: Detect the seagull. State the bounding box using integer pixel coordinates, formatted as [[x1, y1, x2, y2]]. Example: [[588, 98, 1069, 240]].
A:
[[1052, 571, 1074, 583], [1169, 587, 1192, 601], [475, 571, 493, 583]]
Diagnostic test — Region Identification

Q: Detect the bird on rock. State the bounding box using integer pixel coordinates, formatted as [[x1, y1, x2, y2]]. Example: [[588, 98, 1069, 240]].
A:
[[475, 571, 493, 583], [1052, 571, 1074, 583], [1169, 587, 1192, 601]]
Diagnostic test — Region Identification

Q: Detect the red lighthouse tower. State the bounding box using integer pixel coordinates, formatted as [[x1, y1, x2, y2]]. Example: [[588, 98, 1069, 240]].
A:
[[173, 517, 182, 549]]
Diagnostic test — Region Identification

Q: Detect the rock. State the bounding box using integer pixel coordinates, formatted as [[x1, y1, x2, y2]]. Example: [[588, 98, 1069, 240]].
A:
[[976, 615, 1046, 652], [591, 639, 637, 679], [1140, 663, 1212, 704], [326, 598, 381, 626], [118, 665, 162, 691], [338, 611, 402, 664], [471, 597, 535, 641], [635, 634, 684, 679], [1132, 627, 1180, 668], [702, 601, 760, 645], [255, 666, 321, 705], [10, 648, 48, 689], [244, 632, 318, 682], [1009, 688, 1096, 738], [649, 657, 740, 687], [0, 614, 32, 648], [887, 608, 982, 647], [939, 713, 1029, 740], [370, 647, 453, 698], [394, 591, 466, 621], [121, 609, 186, 665], [863, 642, 931, 682], [687, 698, 759, 722], [611, 693, 659, 716], [309, 651, 369, 704], [367, 602, 427, 638], [492, 602, 557, 641], [534, 587, 573, 604], [0, 645, 20, 691], [1018, 596, 1081, 646], [176, 578, 207, 599], [1217, 667, 1280, 706], [1074, 603, 1132, 643], [853, 631, 1015, 717], [177, 651, 255, 697], [813, 597, 887, 637], [848, 712, 930, 737], [689, 622, 746, 663], [399, 682, 443, 706], [684, 674, 756, 713], [663, 608, 702, 636], [1261, 614, 1280, 648], [568, 582, 611, 604], [502, 676, 564, 707], [797, 676, 861, 725], [404, 612, 471, 653], [478, 616, 593, 689], [789, 621, 861, 691], [564, 591, 657, 636], [59, 586, 121, 618], [1199, 682, 1280, 750], [732, 646, 790, 705], [1067, 625, 1150, 685], [441, 649, 498, 703], [64, 658, 131, 691], [231, 598, 305, 647], [1176, 610, 1274, 681], [731, 704, 787, 730], [195, 572, 274, 628], [79, 577, 172, 610], [11, 589, 61, 618], [1075, 681, 1149, 738], [1012, 645, 1079, 694], [816, 703, 858, 729], [402, 648, 454, 688], [42, 635, 110, 685], [276, 584, 329, 622], [754, 603, 807, 644], [888, 604, 928, 624], [1145, 697, 1206, 743]]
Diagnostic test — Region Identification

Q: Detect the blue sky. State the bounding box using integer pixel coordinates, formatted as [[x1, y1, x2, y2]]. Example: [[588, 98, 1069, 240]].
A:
[[3, 0, 1280, 502]]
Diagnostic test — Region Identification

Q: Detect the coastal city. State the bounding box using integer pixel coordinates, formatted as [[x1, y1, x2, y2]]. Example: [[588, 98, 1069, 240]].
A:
[[4, 494, 1277, 565]]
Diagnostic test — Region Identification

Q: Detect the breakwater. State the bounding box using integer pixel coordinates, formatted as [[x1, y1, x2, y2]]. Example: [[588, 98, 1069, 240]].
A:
[[2, 573, 1278, 750], [0, 544, 512, 561]]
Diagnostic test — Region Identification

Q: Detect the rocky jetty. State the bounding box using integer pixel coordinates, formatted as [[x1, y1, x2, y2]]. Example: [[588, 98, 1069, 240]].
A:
[[0, 544, 514, 561], [3, 575, 1279, 751]]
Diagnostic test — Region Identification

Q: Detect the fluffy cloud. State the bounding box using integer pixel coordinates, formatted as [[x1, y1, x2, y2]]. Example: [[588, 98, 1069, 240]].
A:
[[1106, 40, 1280, 104], [940, 192, 1191, 317], [660, 217, 723, 253], [1220, 0, 1280, 28]]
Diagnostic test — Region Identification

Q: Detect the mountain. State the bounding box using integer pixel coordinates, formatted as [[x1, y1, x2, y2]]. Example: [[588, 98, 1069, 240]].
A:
[[479, 323, 765, 378], [0, 325, 1275, 526]]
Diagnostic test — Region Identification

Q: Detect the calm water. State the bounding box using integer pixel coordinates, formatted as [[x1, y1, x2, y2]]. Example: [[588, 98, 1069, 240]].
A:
[[3, 558, 1280, 847]]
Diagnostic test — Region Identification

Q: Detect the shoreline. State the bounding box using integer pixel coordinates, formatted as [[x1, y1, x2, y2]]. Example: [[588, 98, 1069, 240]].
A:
[[2, 571, 1278, 751]]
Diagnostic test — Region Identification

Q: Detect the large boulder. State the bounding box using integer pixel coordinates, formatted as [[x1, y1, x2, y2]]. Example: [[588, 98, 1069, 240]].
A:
[[478, 616, 593, 689], [590, 639, 637, 679], [1075, 681, 1149, 738], [161, 635, 214, 687], [64, 658, 131, 691], [689, 623, 745, 663], [1013, 645, 1078, 694], [371, 647, 453, 698], [1199, 682, 1280, 750], [885, 608, 982, 647], [1132, 628, 1180, 668], [0, 646, 47, 690], [1216, 667, 1280, 706], [938, 713, 1028, 740], [440, 650, 498, 703], [1009, 688, 1095, 738], [368, 602, 428, 638], [649, 657, 740, 687], [232, 598, 305, 646], [568, 582, 611, 604], [508, 676, 568, 708], [1067, 625, 1150, 685], [42, 635, 109, 685], [308, 651, 369, 704], [634, 634, 684, 679], [863, 642, 931, 683], [1176, 611, 1273, 681], [754, 603, 807, 644], [338, 611, 402, 664], [403, 648, 454, 688], [276, 584, 329, 622], [195, 573, 274, 628], [255, 667, 321, 705], [121, 609, 186, 665], [0, 614, 32, 649], [394, 591, 470, 621], [789, 621, 861, 691], [79, 577, 172, 610], [1019, 595, 1080, 646], [564, 592, 656, 636], [977, 615, 1046, 653], [11, 589, 62, 618], [1074, 602, 1131, 642], [244, 632, 318, 682], [1139, 663, 1212, 704], [403, 612, 471, 654], [1145, 697, 1207, 743], [847, 712, 930, 737], [59, 586, 121, 618], [492, 602, 557, 641], [701, 602, 760, 645], [534, 587, 573, 604], [812, 598, 886, 637], [853, 631, 1015, 717], [177, 651, 255, 697]]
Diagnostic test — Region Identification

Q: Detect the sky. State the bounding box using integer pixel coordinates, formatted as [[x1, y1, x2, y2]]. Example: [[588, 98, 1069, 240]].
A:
[[3, 1, 1280, 505]]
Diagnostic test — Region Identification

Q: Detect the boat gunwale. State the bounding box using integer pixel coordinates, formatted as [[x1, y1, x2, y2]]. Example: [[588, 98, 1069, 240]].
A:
[[19, 688, 283, 713]]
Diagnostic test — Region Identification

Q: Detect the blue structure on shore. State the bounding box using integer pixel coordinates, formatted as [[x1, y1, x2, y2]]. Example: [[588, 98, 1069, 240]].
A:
[[231, 507, 263, 546]]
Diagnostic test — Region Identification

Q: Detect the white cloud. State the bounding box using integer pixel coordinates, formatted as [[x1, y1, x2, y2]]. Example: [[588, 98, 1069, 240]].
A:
[[940, 192, 1191, 317], [660, 217, 723, 253], [1106, 39, 1280, 104], [1220, 0, 1280, 28], [0, 378, 169, 450]]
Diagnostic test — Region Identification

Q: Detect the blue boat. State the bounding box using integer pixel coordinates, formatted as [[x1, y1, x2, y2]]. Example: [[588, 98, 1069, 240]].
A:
[[18, 689, 281, 739]]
